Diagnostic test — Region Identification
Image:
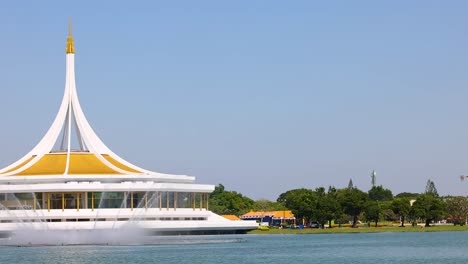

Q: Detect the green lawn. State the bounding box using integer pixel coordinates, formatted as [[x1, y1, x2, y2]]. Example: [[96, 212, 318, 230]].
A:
[[248, 225, 468, 235]]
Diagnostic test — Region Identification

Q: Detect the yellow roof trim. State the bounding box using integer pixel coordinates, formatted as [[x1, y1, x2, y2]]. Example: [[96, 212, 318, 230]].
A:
[[103, 155, 141, 173], [2, 155, 37, 174], [13, 153, 123, 176]]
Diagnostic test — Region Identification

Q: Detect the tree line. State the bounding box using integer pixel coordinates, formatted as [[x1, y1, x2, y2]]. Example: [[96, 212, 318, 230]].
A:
[[209, 180, 468, 227]]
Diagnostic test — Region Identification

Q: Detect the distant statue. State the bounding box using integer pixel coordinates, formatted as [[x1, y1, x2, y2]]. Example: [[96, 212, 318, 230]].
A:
[[371, 170, 376, 187]]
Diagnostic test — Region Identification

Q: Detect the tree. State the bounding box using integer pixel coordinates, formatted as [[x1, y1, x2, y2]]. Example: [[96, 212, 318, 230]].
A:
[[325, 187, 341, 228], [364, 201, 382, 227], [348, 179, 354, 190], [368, 185, 393, 201], [277, 188, 317, 222], [252, 199, 286, 212], [445, 196, 468, 225], [313, 187, 341, 228], [382, 206, 398, 223], [412, 194, 445, 227], [391, 198, 411, 227], [337, 188, 368, 227], [209, 184, 254, 215], [395, 192, 419, 199], [425, 179, 439, 197]]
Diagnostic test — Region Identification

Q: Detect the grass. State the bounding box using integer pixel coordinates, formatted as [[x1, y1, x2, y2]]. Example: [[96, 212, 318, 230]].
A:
[[248, 225, 468, 235]]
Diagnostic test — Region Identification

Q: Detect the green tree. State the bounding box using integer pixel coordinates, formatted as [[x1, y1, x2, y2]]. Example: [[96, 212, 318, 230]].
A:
[[209, 184, 254, 215], [277, 188, 317, 222], [368, 185, 393, 201], [425, 179, 439, 197], [391, 198, 411, 227], [313, 187, 340, 228], [325, 187, 341, 228], [412, 194, 445, 227], [337, 188, 368, 227], [379, 200, 396, 222], [364, 201, 382, 227], [347, 179, 354, 189], [252, 199, 286, 212], [395, 192, 419, 199], [382, 207, 398, 222], [445, 196, 468, 225]]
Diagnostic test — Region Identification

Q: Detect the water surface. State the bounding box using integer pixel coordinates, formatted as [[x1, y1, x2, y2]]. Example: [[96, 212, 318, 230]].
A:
[[0, 231, 466, 263]]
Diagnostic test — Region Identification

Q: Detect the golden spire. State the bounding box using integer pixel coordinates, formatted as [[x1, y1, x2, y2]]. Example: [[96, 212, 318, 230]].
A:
[[66, 17, 75, 54]]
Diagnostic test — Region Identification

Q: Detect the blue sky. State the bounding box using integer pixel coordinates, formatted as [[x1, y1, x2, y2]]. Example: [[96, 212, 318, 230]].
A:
[[1, 1, 468, 200]]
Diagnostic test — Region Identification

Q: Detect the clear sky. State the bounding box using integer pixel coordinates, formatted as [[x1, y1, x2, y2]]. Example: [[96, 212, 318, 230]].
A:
[[1, 1, 468, 200]]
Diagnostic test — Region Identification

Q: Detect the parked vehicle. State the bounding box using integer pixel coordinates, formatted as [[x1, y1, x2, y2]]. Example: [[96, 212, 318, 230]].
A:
[[309, 222, 320, 228]]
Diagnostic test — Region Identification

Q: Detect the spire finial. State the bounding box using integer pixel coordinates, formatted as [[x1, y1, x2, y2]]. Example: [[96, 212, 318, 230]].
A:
[[68, 17, 72, 36], [66, 17, 75, 54]]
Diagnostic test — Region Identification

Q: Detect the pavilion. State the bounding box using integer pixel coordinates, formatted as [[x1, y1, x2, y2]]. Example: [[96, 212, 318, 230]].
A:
[[241, 210, 296, 226], [0, 21, 257, 238]]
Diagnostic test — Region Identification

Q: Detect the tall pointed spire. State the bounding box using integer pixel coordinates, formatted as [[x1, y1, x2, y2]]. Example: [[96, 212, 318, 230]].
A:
[[66, 17, 75, 54], [0, 20, 164, 177]]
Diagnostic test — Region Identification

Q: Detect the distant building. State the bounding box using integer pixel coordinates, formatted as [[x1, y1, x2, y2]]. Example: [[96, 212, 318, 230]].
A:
[[240, 211, 296, 226]]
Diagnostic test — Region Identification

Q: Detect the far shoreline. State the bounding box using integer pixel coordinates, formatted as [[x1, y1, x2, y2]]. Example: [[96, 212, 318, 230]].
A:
[[247, 225, 468, 235]]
